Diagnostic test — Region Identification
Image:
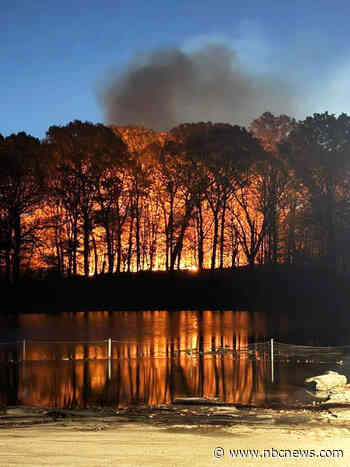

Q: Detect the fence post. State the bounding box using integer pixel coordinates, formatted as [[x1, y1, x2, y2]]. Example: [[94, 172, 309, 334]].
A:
[[270, 338, 274, 383], [22, 339, 26, 362], [190, 348, 193, 379], [107, 338, 112, 380], [107, 338, 112, 360]]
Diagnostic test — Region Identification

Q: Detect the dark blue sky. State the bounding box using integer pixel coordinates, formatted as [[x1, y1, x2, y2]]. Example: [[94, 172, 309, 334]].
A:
[[2, 0, 350, 138]]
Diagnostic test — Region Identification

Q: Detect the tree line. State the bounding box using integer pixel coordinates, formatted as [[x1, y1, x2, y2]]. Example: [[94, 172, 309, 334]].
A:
[[1, 111, 350, 281]]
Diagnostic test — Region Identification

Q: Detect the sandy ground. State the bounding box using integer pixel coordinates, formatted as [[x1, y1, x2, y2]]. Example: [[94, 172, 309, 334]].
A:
[[0, 405, 349, 466]]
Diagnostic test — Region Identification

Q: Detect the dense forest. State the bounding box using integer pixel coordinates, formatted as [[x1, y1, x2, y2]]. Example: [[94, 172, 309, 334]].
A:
[[1, 111, 350, 283]]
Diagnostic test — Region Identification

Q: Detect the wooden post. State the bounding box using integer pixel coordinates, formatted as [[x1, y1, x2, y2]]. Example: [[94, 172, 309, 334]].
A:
[[107, 338, 112, 380], [22, 339, 27, 380], [270, 338, 274, 383], [22, 339, 26, 362], [190, 348, 193, 379], [108, 338, 112, 360]]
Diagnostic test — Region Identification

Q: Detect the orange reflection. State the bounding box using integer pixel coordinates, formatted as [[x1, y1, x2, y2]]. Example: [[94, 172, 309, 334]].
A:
[[6, 311, 272, 408]]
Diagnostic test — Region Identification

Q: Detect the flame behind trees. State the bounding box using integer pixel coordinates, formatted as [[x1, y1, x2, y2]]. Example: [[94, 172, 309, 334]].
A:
[[46, 121, 129, 277], [1, 113, 350, 280], [167, 123, 265, 270]]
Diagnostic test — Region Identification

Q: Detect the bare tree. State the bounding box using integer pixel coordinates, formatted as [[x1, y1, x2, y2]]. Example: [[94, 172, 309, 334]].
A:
[[46, 121, 127, 276], [0, 133, 45, 281]]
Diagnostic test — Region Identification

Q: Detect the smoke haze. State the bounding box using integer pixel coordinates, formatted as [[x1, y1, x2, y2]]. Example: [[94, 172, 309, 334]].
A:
[[100, 43, 298, 131]]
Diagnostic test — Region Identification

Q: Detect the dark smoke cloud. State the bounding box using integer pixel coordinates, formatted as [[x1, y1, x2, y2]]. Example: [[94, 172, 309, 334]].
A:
[[100, 43, 297, 131]]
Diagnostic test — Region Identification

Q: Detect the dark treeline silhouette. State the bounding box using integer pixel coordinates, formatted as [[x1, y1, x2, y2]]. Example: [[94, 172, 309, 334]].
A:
[[2, 112, 350, 283]]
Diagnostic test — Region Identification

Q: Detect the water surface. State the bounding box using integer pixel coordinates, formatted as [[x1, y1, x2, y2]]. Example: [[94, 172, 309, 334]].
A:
[[0, 310, 348, 408]]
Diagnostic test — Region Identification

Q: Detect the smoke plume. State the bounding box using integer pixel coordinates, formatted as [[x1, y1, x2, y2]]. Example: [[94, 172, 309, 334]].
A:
[[100, 43, 297, 131]]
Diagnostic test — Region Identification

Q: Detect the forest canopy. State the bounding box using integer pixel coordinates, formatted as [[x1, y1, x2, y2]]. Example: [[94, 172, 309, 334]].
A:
[[1, 112, 350, 281]]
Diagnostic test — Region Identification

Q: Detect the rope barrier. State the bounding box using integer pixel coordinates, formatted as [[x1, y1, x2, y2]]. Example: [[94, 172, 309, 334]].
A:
[[1, 339, 350, 364]]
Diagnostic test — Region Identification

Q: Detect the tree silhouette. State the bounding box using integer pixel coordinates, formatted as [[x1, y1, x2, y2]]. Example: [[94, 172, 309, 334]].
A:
[[2, 113, 350, 278], [0, 132, 45, 281], [281, 112, 350, 269], [46, 121, 127, 276], [250, 112, 296, 264]]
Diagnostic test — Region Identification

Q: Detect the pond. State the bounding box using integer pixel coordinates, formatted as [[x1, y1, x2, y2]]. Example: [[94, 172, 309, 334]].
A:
[[0, 310, 349, 408]]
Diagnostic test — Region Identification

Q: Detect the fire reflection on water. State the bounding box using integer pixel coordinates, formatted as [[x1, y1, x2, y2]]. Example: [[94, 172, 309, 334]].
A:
[[0, 310, 273, 408]]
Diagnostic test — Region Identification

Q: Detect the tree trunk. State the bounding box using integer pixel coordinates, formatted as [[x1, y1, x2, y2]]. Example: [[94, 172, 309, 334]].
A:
[[91, 232, 99, 276], [105, 225, 114, 274], [177, 243, 183, 270], [219, 198, 227, 269], [83, 217, 90, 277], [54, 228, 62, 275], [196, 205, 204, 270], [13, 211, 21, 282], [170, 199, 194, 271], [272, 211, 278, 264], [135, 198, 141, 272], [168, 193, 174, 271], [127, 216, 134, 273], [211, 212, 219, 271], [287, 203, 296, 264], [149, 239, 156, 271], [116, 226, 122, 274], [72, 217, 78, 276], [231, 232, 238, 269]]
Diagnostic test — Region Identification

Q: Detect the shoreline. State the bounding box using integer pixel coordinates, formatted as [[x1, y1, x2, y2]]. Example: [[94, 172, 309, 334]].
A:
[[2, 264, 350, 317], [1, 403, 350, 466]]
